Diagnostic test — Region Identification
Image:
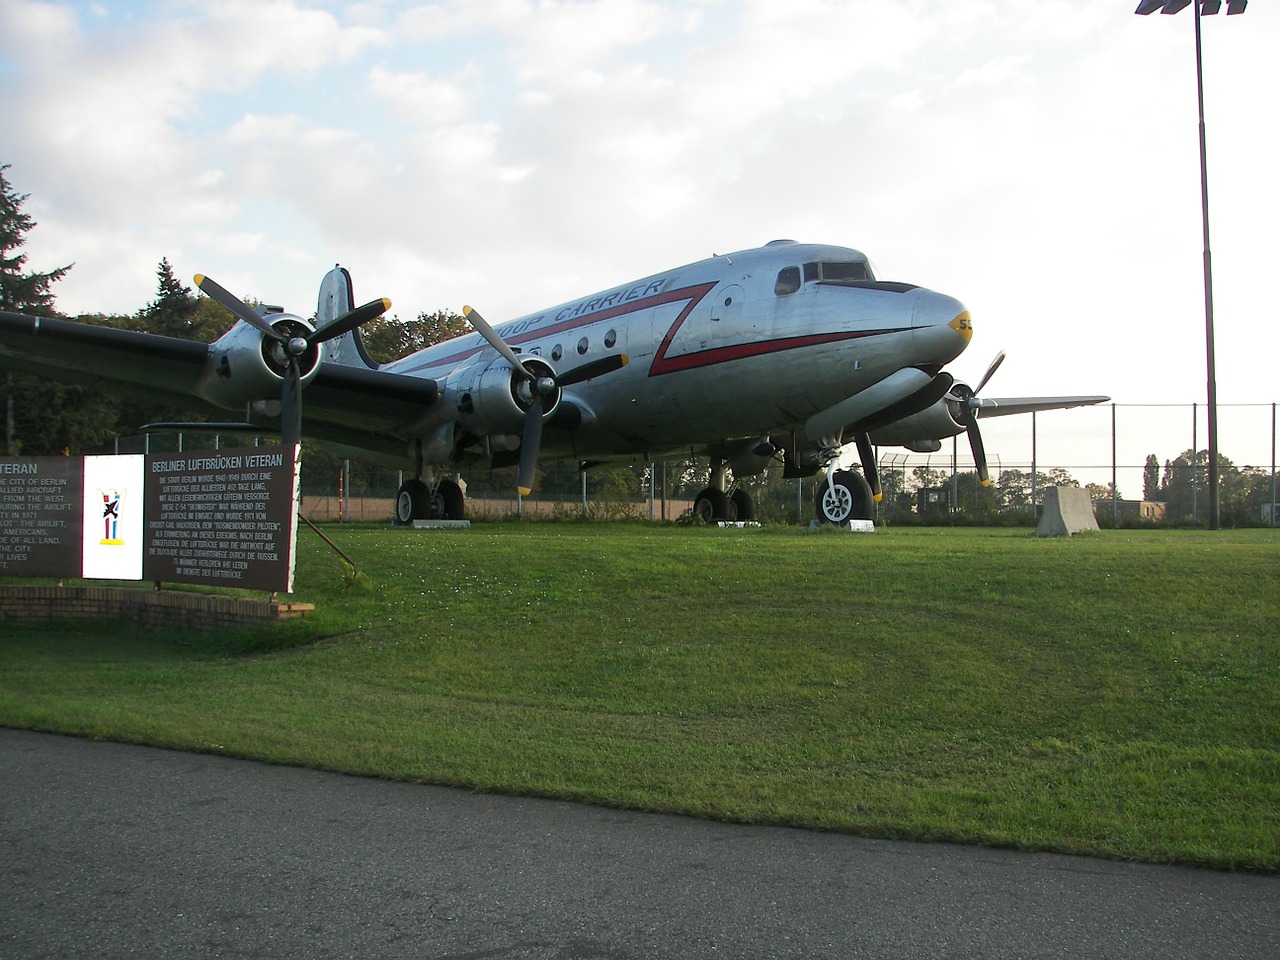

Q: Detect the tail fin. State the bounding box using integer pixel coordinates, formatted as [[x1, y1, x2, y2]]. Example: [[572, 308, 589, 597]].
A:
[[317, 264, 379, 369]]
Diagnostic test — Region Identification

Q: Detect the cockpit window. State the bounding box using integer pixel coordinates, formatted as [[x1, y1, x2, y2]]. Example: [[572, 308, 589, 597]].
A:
[[774, 266, 801, 297], [805, 261, 872, 283]]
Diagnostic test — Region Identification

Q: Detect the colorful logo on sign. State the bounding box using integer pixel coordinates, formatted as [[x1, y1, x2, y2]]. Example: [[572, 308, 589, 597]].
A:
[[99, 488, 126, 545]]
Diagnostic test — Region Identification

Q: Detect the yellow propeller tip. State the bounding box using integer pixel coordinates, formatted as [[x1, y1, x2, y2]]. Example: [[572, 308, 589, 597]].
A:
[[981, 479, 992, 488], [193, 274, 205, 285], [381, 297, 392, 310], [517, 486, 532, 497], [873, 492, 884, 503], [463, 304, 474, 315], [620, 354, 630, 367]]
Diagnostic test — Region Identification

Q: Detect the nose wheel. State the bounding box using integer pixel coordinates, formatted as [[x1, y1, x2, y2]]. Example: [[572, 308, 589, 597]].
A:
[[816, 470, 874, 524]]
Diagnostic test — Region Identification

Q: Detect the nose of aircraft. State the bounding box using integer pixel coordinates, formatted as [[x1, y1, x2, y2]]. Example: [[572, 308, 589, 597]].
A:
[[912, 289, 970, 337], [912, 289, 971, 363]]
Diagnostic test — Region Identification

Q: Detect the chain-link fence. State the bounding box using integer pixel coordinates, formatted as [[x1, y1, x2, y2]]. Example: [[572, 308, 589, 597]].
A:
[[116, 402, 1280, 527]]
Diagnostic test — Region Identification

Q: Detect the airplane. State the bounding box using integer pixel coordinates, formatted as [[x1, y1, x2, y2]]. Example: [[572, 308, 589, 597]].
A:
[[0, 239, 1108, 526]]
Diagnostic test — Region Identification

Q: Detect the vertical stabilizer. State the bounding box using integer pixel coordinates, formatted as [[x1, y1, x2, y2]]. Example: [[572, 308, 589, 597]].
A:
[[317, 264, 379, 369]]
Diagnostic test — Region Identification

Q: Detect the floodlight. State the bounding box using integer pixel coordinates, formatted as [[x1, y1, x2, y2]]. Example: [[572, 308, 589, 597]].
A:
[[1134, 0, 1248, 529], [1134, 0, 1246, 13]]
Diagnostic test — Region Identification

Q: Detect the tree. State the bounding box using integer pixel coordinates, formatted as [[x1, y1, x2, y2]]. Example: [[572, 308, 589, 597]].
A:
[[1047, 467, 1078, 488], [996, 468, 1032, 512], [144, 258, 199, 338], [1086, 481, 1120, 502], [1143, 454, 1161, 501], [141, 258, 230, 342], [0, 164, 71, 315], [1161, 449, 1207, 523], [2, 163, 75, 455], [362, 308, 468, 363]]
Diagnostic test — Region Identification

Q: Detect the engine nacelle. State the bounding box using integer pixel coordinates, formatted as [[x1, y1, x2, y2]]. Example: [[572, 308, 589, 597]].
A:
[[195, 315, 322, 411], [868, 394, 966, 447], [444, 355, 561, 435]]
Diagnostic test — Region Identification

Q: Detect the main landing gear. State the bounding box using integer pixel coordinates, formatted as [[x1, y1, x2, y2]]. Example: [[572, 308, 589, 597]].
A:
[[395, 476, 465, 524], [692, 458, 756, 523]]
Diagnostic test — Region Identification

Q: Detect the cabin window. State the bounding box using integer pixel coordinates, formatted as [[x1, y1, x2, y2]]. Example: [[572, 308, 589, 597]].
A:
[[577, 337, 589, 355], [774, 267, 801, 296], [604, 329, 617, 348]]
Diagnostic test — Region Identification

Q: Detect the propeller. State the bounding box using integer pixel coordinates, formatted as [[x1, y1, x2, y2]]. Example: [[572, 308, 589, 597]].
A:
[[947, 349, 1006, 487], [463, 305, 628, 495], [854, 433, 882, 503], [195, 274, 390, 448]]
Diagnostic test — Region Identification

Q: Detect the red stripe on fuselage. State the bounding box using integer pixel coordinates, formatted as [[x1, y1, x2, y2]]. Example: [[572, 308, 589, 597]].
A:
[[402, 280, 899, 379], [648, 329, 894, 376]]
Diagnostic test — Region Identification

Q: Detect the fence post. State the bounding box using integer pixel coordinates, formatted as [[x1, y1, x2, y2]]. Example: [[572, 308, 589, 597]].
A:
[[1272, 403, 1277, 528], [1031, 411, 1038, 510], [1191, 402, 1199, 523], [1111, 403, 1119, 527]]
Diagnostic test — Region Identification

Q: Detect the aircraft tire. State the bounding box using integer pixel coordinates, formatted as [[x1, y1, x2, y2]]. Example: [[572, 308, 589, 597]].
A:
[[395, 479, 432, 525], [730, 488, 756, 521], [815, 470, 874, 524], [693, 488, 736, 523], [432, 479, 466, 520]]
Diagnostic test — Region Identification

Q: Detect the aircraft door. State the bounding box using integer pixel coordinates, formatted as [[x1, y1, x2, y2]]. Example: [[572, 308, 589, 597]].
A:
[[709, 284, 745, 340]]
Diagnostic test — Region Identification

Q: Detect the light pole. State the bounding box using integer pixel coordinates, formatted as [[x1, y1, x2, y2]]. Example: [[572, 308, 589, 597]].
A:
[[1135, 0, 1247, 530]]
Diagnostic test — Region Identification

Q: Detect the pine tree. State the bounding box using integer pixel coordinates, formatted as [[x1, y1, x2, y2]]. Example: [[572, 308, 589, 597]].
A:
[[0, 164, 71, 316], [2, 163, 74, 455], [142, 259, 202, 343]]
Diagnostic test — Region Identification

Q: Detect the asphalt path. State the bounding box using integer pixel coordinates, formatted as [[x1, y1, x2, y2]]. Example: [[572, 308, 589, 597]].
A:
[[2, 729, 1277, 960]]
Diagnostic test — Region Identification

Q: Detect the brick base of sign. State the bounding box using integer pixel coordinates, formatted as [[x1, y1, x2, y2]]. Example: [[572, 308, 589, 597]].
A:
[[0, 586, 314, 632]]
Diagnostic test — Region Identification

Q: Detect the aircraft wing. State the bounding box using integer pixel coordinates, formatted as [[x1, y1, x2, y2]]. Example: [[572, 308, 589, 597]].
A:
[[0, 310, 440, 451], [975, 396, 1111, 418], [0, 310, 212, 406]]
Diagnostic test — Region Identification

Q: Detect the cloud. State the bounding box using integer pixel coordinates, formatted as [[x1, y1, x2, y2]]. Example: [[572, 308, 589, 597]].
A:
[[1, 0, 1276, 408]]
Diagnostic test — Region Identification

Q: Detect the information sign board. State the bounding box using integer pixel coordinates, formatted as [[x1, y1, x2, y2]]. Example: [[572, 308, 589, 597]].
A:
[[143, 445, 300, 592], [0, 457, 83, 577]]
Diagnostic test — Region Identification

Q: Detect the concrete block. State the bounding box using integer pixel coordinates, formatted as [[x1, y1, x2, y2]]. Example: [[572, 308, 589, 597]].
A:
[[1036, 486, 1100, 537]]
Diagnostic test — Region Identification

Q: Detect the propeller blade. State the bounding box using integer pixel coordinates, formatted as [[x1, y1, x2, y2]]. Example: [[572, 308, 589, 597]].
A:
[[854, 433, 882, 503], [973, 349, 1007, 395], [555, 353, 629, 387], [194, 274, 282, 340], [463, 305, 535, 380], [313, 297, 392, 344], [281, 358, 302, 450], [517, 403, 544, 496], [961, 407, 991, 487]]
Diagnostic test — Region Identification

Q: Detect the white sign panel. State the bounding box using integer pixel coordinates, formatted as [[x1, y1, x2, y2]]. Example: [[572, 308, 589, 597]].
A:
[[81, 454, 144, 580]]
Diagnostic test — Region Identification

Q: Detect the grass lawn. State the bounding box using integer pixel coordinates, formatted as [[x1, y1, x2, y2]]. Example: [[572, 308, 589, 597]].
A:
[[2, 523, 1278, 871]]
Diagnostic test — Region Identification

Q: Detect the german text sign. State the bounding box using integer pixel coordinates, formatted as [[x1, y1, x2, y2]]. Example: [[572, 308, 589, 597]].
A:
[[0, 457, 83, 577], [143, 445, 300, 592]]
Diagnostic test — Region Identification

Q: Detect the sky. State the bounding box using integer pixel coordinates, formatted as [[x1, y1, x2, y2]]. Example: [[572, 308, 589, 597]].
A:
[[2, 0, 1278, 416]]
